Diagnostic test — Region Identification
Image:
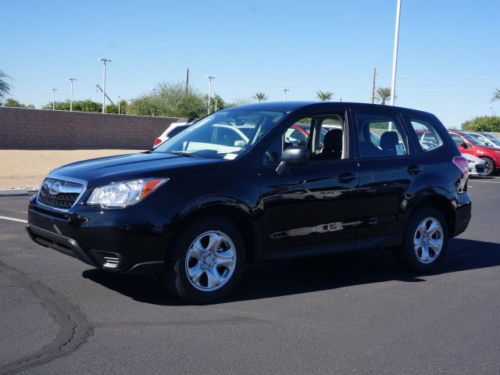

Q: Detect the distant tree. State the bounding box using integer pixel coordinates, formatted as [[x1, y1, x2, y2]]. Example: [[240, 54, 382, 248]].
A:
[[462, 116, 500, 132], [4, 98, 22, 107], [491, 89, 500, 103], [254, 92, 267, 102], [128, 82, 206, 118], [376, 87, 391, 105], [0, 70, 11, 99], [3, 98, 34, 108], [42, 100, 102, 112], [208, 94, 226, 112], [105, 103, 118, 114], [316, 90, 333, 102]]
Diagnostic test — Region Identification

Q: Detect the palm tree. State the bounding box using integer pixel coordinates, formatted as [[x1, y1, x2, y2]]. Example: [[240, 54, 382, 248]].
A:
[[491, 89, 500, 103], [376, 87, 391, 105], [0, 70, 11, 100], [316, 90, 333, 102], [254, 92, 267, 103]]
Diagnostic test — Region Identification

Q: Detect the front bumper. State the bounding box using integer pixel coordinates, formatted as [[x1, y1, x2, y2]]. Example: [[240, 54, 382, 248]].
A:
[[27, 197, 169, 273]]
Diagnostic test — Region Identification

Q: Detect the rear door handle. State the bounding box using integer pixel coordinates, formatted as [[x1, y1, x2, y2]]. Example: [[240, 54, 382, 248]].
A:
[[407, 165, 423, 175], [338, 172, 357, 183]]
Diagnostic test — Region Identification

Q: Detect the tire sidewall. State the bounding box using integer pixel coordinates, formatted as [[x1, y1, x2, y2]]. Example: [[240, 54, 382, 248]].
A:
[[480, 157, 495, 176], [165, 216, 246, 304], [400, 206, 448, 273]]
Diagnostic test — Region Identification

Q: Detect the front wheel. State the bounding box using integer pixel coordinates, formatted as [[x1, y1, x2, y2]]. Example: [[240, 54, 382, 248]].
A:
[[480, 157, 495, 176], [396, 206, 448, 273], [163, 216, 246, 304]]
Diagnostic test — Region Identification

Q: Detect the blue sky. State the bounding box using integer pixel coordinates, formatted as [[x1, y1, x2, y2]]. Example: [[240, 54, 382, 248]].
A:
[[2, 0, 500, 127]]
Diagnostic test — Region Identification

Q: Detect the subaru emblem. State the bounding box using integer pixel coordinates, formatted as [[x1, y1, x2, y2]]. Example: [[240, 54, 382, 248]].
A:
[[49, 181, 62, 195]]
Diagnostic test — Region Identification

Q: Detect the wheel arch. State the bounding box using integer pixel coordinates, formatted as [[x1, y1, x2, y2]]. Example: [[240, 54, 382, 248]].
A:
[[167, 197, 260, 263], [408, 192, 455, 237]]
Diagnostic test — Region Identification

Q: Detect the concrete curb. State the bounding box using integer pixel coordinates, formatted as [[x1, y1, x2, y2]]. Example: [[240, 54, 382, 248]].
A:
[[0, 189, 37, 197]]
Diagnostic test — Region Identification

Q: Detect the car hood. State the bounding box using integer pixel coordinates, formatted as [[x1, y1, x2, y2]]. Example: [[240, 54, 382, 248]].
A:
[[49, 151, 221, 184]]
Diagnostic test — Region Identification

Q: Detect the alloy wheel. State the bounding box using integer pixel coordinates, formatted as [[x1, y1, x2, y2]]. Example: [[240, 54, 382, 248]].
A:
[[185, 230, 237, 292], [413, 217, 444, 264]]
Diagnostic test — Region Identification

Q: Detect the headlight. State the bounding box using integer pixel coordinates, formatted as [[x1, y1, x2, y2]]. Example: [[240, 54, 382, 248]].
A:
[[87, 178, 168, 208]]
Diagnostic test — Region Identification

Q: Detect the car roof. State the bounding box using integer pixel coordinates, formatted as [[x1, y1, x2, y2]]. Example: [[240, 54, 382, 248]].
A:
[[226, 101, 436, 117]]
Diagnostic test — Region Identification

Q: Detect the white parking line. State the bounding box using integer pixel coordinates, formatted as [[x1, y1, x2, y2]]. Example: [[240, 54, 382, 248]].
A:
[[0, 215, 27, 224], [472, 179, 500, 184]]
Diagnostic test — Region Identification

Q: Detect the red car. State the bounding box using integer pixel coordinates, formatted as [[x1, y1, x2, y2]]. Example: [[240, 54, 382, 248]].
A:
[[449, 131, 500, 175]]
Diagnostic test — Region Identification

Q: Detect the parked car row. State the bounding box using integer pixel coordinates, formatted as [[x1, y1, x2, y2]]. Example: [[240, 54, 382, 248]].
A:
[[448, 130, 500, 175]]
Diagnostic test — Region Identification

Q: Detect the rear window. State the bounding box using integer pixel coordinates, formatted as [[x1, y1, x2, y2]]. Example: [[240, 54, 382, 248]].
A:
[[410, 119, 444, 151]]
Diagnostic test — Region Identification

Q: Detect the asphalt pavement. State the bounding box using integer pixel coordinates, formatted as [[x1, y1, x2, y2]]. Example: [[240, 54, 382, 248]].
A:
[[0, 177, 499, 374]]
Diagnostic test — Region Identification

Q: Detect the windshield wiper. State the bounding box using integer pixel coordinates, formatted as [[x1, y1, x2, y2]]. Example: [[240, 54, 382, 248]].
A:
[[168, 151, 195, 157]]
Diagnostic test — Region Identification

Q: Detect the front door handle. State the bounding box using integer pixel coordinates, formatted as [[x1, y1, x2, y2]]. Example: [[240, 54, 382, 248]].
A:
[[338, 172, 357, 183], [407, 165, 423, 175]]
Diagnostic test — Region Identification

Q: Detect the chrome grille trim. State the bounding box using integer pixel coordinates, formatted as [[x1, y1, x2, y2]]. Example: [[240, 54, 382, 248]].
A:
[[36, 175, 88, 212]]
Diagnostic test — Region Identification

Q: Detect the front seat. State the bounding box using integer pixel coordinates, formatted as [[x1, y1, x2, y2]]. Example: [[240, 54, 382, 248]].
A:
[[316, 129, 342, 160], [380, 131, 399, 155]]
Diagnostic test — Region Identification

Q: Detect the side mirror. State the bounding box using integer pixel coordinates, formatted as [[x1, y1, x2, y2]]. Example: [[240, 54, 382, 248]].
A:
[[275, 146, 310, 176], [461, 142, 468, 149]]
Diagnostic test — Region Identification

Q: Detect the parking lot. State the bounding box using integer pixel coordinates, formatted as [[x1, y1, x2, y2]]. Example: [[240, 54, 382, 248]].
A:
[[0, 177, 499, 374]]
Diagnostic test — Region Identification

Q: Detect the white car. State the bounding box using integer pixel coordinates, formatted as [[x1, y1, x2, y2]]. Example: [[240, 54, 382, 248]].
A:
[[462, 153, 486, 176], [153, 122, 190, 148]]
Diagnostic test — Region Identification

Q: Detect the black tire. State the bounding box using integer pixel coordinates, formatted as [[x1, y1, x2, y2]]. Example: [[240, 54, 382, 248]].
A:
[[396, 206, 448, 273], [480, 157, 495, 176], [163, 216, 246, 304]]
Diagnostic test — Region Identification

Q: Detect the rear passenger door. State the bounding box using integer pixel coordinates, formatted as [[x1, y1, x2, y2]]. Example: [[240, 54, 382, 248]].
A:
[[353, 108, 417, 248]]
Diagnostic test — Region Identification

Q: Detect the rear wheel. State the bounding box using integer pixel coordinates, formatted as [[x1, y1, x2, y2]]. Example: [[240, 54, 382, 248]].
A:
[[480, 157, 495, 176], [163, 216, 246, 304], [397, 206, 448, 273]]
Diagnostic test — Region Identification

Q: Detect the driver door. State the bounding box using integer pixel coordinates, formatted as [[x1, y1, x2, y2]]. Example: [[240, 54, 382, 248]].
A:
[[258, 112, 361, 258]]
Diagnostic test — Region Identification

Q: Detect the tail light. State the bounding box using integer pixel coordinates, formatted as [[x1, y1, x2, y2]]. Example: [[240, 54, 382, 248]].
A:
[[453, 156, 469, 192], [153, 138, 162, 147], [453, 156, 469, 176]]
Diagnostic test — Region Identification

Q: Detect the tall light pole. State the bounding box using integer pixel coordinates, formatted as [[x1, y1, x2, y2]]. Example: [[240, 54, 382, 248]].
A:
[[51, 88, 58, 110], [283, 88, 290, 101], [118, 96, 121, 114], [98, 57, 111, 113], [390, 0, 402, 106], [207, 75, 215, 114], [68, 78, 77, 111]]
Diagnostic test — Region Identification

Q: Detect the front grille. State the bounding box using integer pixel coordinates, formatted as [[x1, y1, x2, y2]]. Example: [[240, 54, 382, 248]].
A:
[[37, 178, 85, 210]]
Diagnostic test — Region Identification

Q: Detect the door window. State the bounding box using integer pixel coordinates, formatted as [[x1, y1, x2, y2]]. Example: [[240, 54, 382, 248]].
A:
[[450, 134, 467, 147], [355, 113, 408, 158], [262, 114, 346, 166]]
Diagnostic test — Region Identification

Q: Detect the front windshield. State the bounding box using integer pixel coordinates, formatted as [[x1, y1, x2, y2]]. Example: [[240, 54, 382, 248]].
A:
[[480, 133, 500, 146], [154, 108, 286, 159], [466, 133, 489, 147]]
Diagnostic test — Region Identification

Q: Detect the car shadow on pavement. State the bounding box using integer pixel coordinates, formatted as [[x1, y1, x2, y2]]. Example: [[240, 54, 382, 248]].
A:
[[82, 238, 500, 305]]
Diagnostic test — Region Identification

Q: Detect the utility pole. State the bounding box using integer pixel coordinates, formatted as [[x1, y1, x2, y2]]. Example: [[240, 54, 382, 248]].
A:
[[185, 68, 190, 94], [98, 57, 111, 113], [118, 96, 121, 114], [371, 68, 377, 104], [283, 88, 290, 101], [68, 78, 77, 111], [390, 0, 402, 106], [207, 75, 215, 114], [51, 88, 58, 110]]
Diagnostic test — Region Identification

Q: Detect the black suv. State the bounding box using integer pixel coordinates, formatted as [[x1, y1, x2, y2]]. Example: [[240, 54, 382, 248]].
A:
[[27, 102, 471, 303]]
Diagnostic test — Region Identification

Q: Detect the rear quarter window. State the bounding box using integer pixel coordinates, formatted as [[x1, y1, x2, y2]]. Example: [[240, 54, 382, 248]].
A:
[[409, 118, 444, 152]]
